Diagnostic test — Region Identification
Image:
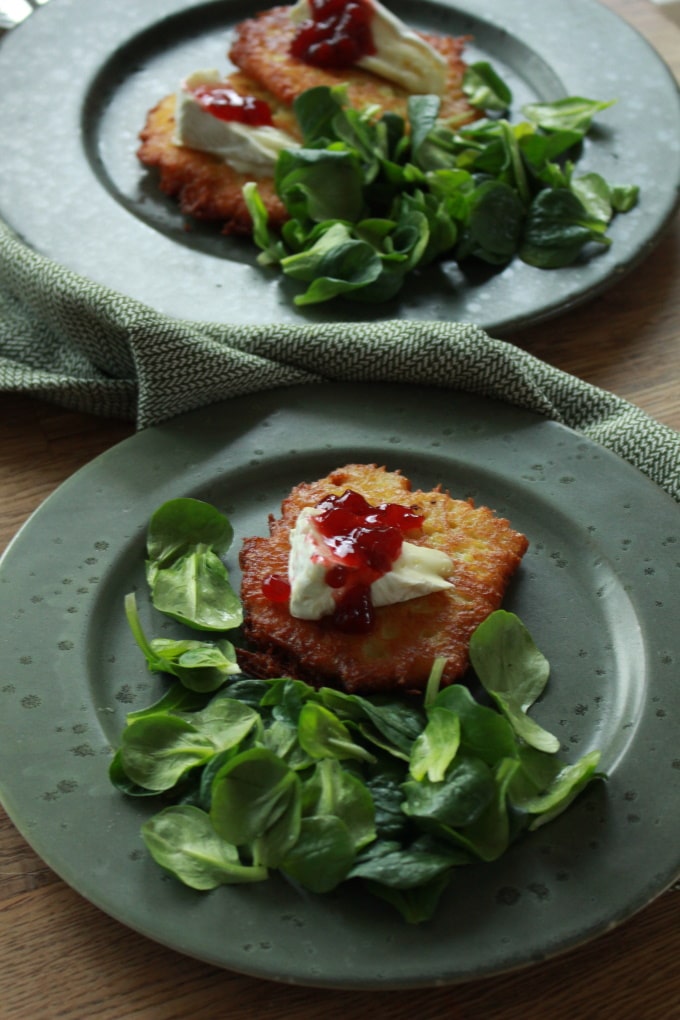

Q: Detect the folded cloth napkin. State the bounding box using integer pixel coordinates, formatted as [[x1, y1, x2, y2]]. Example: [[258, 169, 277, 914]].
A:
[[1, 219, 678, 501]]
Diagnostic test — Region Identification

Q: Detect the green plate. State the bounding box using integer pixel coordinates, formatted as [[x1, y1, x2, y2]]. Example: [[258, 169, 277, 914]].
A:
[[1, 384, 678, 988], [0, 0, 678, 331]]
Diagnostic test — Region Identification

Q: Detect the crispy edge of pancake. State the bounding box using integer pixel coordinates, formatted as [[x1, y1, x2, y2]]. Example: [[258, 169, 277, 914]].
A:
[[238, 464, 529, 694], [228, 5, 480, 126], [137, 72, 297, 235]]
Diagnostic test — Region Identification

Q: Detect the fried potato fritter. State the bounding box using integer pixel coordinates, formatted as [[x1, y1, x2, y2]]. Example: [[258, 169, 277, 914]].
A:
[[138, 4, 479, 233], [238, 465, 529, 694], [137, 75, 295, 235], [229, 5, 479, 126]]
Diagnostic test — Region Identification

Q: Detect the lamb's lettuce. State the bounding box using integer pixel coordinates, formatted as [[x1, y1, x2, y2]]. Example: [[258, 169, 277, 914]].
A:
[[145, 498, 242, 632], [141, 805, 267, 889], [125, 592, 239, 692], [463, 61, 513, 113], [469, 610, 560, 753], [243, 82, 637, 305], [521, 96, 616, 133], [113, 603, 604, 921]]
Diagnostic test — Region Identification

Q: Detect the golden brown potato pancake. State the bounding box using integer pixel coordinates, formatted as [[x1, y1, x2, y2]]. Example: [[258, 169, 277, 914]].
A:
[[238, 464, 529, 694], [229, 5, 479, 126], [138, 5, 480, 233], [137, 73, 297, 235]]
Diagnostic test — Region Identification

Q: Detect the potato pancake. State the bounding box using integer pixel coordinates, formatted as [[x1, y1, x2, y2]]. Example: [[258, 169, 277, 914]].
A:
[[138, 4, 479, 233], [238, 464, 528, 694], [229, 5, 479, 126], [137, 74, 296, 235]]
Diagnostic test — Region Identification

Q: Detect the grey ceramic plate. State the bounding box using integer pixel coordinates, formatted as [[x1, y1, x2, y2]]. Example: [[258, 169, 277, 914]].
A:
[[0, 384, 679, 988], [0, 0, 679, 333]]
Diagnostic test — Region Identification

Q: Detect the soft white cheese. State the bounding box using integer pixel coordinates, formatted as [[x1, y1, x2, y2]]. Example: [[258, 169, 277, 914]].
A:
[[288, 506, 453, 621], [371, 541, 454, 606], [289, 0, 447, 95], [288, 508, 337, 620], [173, 70, 299, 176]]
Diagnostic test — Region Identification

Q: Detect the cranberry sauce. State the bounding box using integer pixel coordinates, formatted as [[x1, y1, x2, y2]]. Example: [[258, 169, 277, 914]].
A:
[[313, 488, 422, 575], [261, 573, 292, 603], [191, 84, 274, 127], [262, 489, 424, 633], [290, 0, 377, 69]]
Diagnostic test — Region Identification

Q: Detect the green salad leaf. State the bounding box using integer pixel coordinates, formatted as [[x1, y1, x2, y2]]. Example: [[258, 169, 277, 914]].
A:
[[521, 96, 616, 133], [243, 81, 636, 305], [463, 61, 513, 113], [302, 758, 376, 850], [210, 747, 302, 867], [141, 805, 268, 889], [469, 610, 560, 753], [281, 815, 358, 893], [117, 695, 260, 792], [409, 707, 461, 782], [125, 592, 240, 692], [519, 188, 611, 269], [509, 745, 606, 830], [145, 498, 242, 632]]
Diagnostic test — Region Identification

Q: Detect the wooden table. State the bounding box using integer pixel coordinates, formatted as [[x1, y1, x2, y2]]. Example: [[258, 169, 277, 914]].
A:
[[1, 2, 679, 1017]]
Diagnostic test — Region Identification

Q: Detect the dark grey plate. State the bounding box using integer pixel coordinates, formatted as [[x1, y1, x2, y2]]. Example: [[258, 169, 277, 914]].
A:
[[0, 0, 678, 332], [0, 384, 679, 988]]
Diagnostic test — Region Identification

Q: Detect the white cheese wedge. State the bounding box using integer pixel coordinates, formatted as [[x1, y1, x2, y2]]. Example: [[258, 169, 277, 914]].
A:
[[289, 0, 448, 95], [288, 506, 453, 621], [371, 541, 454, 606], [173, 70, 299, 176]]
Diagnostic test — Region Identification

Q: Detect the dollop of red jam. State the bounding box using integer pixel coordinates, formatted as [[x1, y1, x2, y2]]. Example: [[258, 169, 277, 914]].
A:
[[290, 0, 377, 69], [191, 84, 274, 127], [262, 489, 424, 634], [261, 573, 292, 603]]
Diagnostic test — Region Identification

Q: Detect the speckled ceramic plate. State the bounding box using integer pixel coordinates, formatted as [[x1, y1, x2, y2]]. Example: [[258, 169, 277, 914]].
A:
[[0, 0, 679, 333], [0, 384, 678, 988]]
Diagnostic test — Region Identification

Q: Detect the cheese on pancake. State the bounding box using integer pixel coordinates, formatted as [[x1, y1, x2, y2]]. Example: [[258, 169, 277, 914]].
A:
[[137, 74, 295, 234], [238, 464, 529, 694], [229, 5, 479, 127]]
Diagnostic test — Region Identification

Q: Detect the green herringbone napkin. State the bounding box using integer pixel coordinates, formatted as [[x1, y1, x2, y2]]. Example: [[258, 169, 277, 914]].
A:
[[1, 219, 678, 500]]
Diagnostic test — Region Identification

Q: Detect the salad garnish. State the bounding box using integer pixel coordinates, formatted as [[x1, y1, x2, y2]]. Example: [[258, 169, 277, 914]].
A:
[[243, 79, 638, 306]]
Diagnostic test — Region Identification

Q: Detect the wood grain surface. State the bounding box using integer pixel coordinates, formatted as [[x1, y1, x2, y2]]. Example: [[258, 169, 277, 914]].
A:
[[1, 2, 679, 1017]]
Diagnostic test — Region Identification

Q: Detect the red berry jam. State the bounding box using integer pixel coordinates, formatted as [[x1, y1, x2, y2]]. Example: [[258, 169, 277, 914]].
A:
[[261, 573, 291, 603], [332, 584, 375, 634], [262, 489, 424, 634], [290, 0, 377, 69], [191, 84, 274, 127], [316, 489, 423, 632]]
